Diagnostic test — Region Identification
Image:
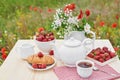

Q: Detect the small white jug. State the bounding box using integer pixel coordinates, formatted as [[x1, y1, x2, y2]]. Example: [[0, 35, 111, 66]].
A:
[[17, 43, 35, 59]]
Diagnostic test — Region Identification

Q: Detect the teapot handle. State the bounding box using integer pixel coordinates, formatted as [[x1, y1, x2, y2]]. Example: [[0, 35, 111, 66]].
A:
[[82, 38, 94, 55]]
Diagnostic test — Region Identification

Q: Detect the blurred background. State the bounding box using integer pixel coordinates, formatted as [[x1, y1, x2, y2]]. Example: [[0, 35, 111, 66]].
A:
[[0, 0, 120, 64]]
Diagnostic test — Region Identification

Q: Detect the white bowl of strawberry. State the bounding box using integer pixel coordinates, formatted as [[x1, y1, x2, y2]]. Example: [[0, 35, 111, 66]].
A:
[[86, 47, 117, 66], [34, 30, 55, 53]]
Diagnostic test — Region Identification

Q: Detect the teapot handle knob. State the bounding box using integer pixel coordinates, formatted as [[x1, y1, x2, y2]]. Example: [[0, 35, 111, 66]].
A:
[[82, 38, 94, 55]]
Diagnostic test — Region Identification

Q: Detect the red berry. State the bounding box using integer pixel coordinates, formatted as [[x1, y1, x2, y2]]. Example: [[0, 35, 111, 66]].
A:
[[49, 50, 54, 55], [42, 38, 48, 42], [32, 64, 38, 68], [38, 64, 42, 69], [38, 52, 44, 57], [94, 55, 100, 60], [110, 52, 116, 58], [50, 35, 54, 40], [99, 58, 104, 63], [41, 64, 46, 69], [102, 47, 108, 52], [105, 56, 111, 61], [104, 52, 109, 57], [87, 53, 94, 58]]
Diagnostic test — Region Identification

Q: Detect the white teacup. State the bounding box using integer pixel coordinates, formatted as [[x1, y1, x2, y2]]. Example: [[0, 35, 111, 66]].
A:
[[16, 43, 35, 59], [76, 60, 94, 78]]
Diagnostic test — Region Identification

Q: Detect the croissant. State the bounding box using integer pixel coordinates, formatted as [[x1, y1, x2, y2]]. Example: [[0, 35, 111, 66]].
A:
[[26, 54, 54, 65]]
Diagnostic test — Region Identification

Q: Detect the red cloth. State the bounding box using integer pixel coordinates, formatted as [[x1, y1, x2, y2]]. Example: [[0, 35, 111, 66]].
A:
[[54, 64, 120, 80]]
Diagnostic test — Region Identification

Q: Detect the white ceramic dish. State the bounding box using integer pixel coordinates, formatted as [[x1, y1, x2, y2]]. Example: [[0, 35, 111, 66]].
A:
[[86, 55, 118, 66], [26, 57, 56, 71]]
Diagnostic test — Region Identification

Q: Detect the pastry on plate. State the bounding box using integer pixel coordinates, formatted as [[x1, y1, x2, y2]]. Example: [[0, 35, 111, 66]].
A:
[[26, 54, 54, 65]]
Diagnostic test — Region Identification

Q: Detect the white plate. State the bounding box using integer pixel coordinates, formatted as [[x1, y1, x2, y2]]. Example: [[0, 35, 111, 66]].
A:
[[26, 57, 56, 71]]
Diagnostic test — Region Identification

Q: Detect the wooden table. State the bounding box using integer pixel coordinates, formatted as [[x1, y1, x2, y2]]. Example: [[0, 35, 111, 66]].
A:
[[0, 39, 120, 80]]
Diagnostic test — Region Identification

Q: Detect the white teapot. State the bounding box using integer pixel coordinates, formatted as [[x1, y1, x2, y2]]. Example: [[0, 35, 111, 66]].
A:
[[54, 37, 93, 67]]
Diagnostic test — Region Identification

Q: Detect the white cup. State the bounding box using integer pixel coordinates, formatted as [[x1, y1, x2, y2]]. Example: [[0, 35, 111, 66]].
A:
[[76, 60, 94, 78], [16, 43, 35, 59]]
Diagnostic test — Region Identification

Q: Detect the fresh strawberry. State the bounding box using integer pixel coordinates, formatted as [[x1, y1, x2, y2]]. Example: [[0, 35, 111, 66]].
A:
[[87, 53, 94, 58], [102, 46, 108, 52], [105, 56, 111, 61], [94, 55, 100, 60], [99, 58, 104, 63], [50, 35, 54, 40], [36, 37, 42, 41], [42, 38, 48, 42], [41, 64, 46, 68], [49, 50, 54, 55], [99, 54, 105, 58], [38, 64, 42, 69], [109, 52, 116, 58], [38, 52, 44, 57], [32, 64, 38, 68], [104, 52, 109, 57]]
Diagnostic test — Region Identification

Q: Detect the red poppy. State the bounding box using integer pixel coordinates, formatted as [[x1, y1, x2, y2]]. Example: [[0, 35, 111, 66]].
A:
[[116, 14, 119, 20], [112, 22, 117, 28], [33, 7, 38, 11], [85, 9, 90, 16], [64, 3, 75, 11], [38, 27, 44, 32], [78, 10, 83, 19], [48, 8, 53, 13], [1, 47, 6, 54], [99, 21, 105, 26], [2, 53, 7, 60], [39, 9, 42, 13], [29, 6, 33, 11], [114, 47, 119, 51]]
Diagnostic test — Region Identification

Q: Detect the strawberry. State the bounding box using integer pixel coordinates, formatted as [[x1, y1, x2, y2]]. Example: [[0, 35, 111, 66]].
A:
[[32, 64, 38, 68], [105, 56, 111, 61], [42, 38, 48, 42], [41, 64, 46, 69], [99, 58, 104, 63], [50, 35, 54, 40], [94, 55, 100, 60], [88, 53, 94, 58], [102, 46, 108, 52], [104, 52, 109, 57], [38, 64, 42, 69], [49, 50, 54, 55], [109, 52, 116, 58], [38, 52, 44, 57]]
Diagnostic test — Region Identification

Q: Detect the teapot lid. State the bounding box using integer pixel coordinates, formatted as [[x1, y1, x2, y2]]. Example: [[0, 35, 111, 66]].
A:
[[64, 37, 81, 47]]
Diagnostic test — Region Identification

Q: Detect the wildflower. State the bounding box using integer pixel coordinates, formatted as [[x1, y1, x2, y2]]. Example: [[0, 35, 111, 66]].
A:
[[39, 9, 42, 13], [1, 47, 6, 53], [33, 7, 38, 11], [99, 21, 105, 26], [114, 47, 119, 51], [85, 9, 90, 16], [38, 27, 44, 32], [64, 3, 75, 11], [48, 8, 52, 13], [116, 14, 119, 20], [2, 53, 7, 60], [29, 6, 33, 11], [84, 23, 91, 33], [112, 22, 117, 28], [78, 10, 83, 19]]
